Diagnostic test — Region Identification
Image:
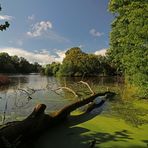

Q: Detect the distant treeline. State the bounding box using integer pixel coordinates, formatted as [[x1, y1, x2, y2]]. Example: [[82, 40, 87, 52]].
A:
[[42, 47, 117, 77], [0, 48, 117, 76], [0, 52, 42, 73]]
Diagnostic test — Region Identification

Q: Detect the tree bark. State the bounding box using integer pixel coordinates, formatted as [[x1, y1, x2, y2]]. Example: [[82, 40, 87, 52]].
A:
[[0, 91, 115, 148]]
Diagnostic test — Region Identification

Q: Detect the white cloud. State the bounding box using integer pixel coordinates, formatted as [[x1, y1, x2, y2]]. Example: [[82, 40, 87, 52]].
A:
[[28, 15, 35, 21], [0, 48, 66, 65], [90, 29, 104, 37], [27, 21, 70, 42], [39, 49, 50, 54], [54, 50, 66, 63], [27, 21, 52, 37], [94, 48, 107, 56], [0, 15, 14, 21]]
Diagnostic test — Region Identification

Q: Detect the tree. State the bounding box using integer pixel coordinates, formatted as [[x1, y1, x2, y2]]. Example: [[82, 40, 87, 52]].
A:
[[98, 55, 117, 76], [18, 57, 32, 73], [45, 64, 53, 76], [107, 0, 148, 96], [84, 54, 100, 76], [11, 55, 20, 72], [31, 62, 42, 73], [0, 52, 42, 74], [44, 62, 61, 76], [59, 47, 101, 76], [0, 4, 10, 31], [50, 62, 61, 75], [0, 52, 16, 73]]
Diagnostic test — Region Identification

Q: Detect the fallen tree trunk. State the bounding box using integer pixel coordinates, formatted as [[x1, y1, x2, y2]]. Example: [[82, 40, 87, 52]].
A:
[[0, 91, 115, 148]]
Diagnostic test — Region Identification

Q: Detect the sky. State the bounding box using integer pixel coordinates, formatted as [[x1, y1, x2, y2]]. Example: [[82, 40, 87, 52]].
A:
[[0, 0, 113, 64]]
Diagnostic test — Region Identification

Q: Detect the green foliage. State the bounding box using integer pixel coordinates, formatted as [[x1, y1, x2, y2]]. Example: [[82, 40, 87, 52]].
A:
[[59, 47, 99, 76], [44, 62, 61, 76], [58, 47, 117, 77], [107, 0, 148, 96], [32, 62, 42, 73], [0, 52, 41, 73], [0, 4, 10, 31], [0, 48, 117, 77], [98, 55, 117, 76], [0, 52, 15, 73]]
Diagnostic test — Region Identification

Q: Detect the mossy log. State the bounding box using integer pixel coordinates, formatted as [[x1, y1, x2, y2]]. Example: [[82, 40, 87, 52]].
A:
[[0, 91, 115, 148]]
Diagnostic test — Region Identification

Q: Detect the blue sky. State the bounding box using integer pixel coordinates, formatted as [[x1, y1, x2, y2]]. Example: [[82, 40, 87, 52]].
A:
[[0, 0, 113, 64]]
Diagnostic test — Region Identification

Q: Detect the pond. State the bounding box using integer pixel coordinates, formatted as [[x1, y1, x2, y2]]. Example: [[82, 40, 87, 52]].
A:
[[0, 74, 147, 128]]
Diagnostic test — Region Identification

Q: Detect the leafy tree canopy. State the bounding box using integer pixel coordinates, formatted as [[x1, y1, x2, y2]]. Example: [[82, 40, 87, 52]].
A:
[[107, 0, 148, 96], [0, 52, 41, 73], [58, 47, 116, 77]]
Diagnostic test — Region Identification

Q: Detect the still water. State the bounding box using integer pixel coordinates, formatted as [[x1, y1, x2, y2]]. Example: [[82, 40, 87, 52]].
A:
[[0, 74, 148, 127]]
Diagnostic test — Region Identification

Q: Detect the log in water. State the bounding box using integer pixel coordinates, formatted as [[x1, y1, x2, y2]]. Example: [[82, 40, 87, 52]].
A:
[[0, 91, 116, 148]]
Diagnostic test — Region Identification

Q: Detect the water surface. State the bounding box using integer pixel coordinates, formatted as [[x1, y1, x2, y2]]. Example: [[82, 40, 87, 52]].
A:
[[0, 74, 147, 127]]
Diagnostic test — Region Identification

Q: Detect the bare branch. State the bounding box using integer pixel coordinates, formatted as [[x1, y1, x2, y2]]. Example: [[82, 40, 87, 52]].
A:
[[2, 99, 8, 124], [56, 87, 78, 97], [79, 81, 95, 95], [46, 81, 78, 97]]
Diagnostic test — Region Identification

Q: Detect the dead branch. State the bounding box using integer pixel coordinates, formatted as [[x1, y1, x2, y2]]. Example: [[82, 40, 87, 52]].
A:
[[56, 87, 78, 97], [46, 83, 78, 97], [46, 80, 95, 98], [79, 81, 95, 95]]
